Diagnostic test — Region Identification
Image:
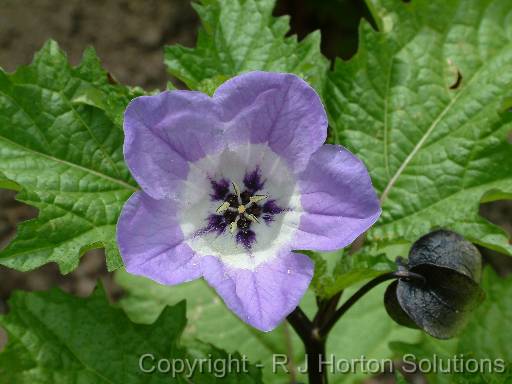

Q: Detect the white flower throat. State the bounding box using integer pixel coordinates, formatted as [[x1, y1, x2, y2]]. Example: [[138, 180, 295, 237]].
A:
[[179, 144, 302, 270]]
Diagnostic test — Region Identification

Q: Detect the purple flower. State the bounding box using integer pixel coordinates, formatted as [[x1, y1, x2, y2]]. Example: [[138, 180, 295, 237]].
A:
[[117, 72, 381, 331]]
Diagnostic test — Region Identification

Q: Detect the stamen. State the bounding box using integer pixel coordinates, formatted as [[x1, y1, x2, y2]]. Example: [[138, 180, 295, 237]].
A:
[[216, 201, 230, 214], [232, 182, 241, 204], [249, 195, 268, 204], [229, 216, 239, 234], [245, 213, 260, 224], [209, 176, 277, 240]]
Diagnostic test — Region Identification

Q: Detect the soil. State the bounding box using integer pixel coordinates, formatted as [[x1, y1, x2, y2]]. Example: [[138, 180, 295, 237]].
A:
[[0, 0, 198, 89]]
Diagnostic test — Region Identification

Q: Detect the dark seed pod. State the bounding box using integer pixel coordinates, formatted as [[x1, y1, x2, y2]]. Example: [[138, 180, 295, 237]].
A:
[[384, 230, 484, 339]]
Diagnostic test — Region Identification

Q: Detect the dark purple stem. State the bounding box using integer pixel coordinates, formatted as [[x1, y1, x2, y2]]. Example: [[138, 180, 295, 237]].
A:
[[286, 307, 328, 384], [319, 270, 425, 338], [286, 270, 425, 384]]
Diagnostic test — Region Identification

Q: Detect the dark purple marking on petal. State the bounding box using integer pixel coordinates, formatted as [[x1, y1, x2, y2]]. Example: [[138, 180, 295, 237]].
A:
[[263, 214, 275, 224], [243, 168, 265, 192], [210, 179, 230, 201], [262, 200, 285, 225], [246, 204, 262, 217], [237, 216, 251, 230], [236, 229, 256, 249], [199, 214, 227, 236], [226, 194, 239, 207], [263, 200, 284, 215], [240, 190, 252, 205], [224, 210, 238, 224]]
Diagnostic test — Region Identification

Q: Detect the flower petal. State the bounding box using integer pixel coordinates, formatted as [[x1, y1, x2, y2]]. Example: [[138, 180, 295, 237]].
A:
[[201, 251, 314, 331], [214, 71, 327, 172], [123, 91, 225, 199], [292, 144, 381, 251], [117, 191, 201, 285]]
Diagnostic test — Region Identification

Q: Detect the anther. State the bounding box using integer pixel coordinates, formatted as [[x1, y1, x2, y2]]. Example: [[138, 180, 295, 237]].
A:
[[229, 216, 239, 234], [245, 213, 260, 224], [249, 195, 268, 204], [232, 182, 241, 203], [216, 201, 230, 214]]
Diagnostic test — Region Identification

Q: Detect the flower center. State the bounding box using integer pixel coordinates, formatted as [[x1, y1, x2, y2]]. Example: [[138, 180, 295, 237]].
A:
[[195, 165, 287, 252], [216, 182, 268, 234]]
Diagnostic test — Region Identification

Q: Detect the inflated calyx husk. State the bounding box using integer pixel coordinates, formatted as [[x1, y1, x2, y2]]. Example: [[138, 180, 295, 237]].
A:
[[384, 229, 484, 339]]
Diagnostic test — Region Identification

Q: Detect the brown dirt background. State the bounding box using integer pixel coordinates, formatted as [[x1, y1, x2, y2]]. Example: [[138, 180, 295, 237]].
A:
[[0, 1, 510, 383]]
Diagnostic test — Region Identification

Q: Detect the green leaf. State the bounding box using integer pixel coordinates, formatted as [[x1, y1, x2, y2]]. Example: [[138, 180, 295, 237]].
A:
[[0, 40, 141, 273], [326, 0, 512, 256], [458, 268, 512, 363], [185, 341, 262, 384], [164, 0, 329, 93], [0, 286, 262, 383], [310, 250, 394, 298], [390, 268, 512, 383], [0, 287, 185, 383], [116, 270, 420, 383], [115, 270, 297, 384], [395, 371, 408, 384], [326, 283, 421, 383], [0, 170, 19, 191]]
